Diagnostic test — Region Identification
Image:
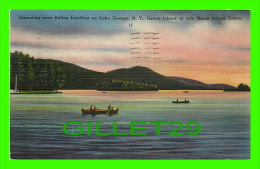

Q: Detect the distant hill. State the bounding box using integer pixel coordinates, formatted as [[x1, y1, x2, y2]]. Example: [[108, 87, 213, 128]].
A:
[[11, 51, 236, 90], [107, 66, 209, 90], [208, 84, 236, 90], [170, 77, 236, 90]]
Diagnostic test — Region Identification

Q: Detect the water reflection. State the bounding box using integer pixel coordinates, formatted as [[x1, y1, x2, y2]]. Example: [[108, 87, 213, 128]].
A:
[[10, 90, 250, 159]]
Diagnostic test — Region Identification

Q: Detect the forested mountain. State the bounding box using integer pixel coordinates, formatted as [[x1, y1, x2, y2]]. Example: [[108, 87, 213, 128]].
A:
[[44, 59, 106, 89], [106, 66, 205, 90], [11, 51, 65, 90], [10, 51, 106, 90], [11, 51, 238, 91]]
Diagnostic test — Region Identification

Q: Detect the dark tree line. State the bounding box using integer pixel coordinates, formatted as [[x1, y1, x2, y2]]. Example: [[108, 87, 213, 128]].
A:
[[10, 51, 65, 91], [236, 83, 250, 91], [96, 79, 159, 91]]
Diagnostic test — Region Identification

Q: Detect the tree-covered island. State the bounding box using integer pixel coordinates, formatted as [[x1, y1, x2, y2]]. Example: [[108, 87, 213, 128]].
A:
[[96, 79, 159, 91], [224, 83, 250, 92]]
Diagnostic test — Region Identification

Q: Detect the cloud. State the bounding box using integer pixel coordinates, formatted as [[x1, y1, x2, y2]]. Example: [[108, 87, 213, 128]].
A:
[[11, 28, 130, 50]]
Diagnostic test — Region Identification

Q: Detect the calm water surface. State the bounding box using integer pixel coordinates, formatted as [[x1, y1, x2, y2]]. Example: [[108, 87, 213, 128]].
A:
[[10, 90, 250, 159]]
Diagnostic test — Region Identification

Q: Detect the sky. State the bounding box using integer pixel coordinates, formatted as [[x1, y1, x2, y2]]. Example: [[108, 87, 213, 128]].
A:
[[10, 10, 250, 86]]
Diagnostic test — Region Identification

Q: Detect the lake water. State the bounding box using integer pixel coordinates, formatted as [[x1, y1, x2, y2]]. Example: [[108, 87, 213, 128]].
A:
[[10, 90, 250, 159]]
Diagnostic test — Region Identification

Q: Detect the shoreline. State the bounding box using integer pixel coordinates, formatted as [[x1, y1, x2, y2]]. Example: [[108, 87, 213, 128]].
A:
[[10, 91, 62, 94]]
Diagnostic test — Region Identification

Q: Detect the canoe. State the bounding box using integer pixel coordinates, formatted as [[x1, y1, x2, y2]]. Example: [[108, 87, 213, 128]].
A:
[[82, 108, 119, 115], [172, 100, 189, 104]]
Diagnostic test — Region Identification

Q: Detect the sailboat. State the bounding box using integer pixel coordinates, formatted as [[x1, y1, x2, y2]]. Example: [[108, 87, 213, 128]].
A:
[[10, 75, 19, 94]]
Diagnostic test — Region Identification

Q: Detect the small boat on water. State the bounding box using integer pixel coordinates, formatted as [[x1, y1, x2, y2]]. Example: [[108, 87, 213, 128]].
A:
[[172, 99, 190, 104], [183, 91, 189, 93], [82, 108, 119, 114], [82, 105, 119, 115]]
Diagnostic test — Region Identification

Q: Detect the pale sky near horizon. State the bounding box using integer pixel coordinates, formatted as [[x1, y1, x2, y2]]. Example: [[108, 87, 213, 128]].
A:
[[11, 10, 250, 86]]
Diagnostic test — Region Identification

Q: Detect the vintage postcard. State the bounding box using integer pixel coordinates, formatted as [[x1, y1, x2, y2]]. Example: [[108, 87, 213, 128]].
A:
[[10, 10, 250, 159]]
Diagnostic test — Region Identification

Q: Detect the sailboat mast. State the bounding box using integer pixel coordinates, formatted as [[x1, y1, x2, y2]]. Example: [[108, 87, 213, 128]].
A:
[[15, 75, 17, 90]]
